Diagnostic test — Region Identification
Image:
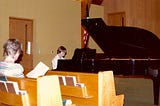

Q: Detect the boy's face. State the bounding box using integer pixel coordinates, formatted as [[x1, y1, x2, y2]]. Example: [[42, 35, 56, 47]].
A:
[[59, 51, 66, 58]]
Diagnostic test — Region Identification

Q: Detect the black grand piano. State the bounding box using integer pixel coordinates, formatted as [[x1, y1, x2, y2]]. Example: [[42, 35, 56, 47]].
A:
[[57, 18, 160, 105]]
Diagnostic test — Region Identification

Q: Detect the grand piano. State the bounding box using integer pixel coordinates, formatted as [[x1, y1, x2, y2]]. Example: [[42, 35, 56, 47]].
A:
[[56, 18, 160, 105]]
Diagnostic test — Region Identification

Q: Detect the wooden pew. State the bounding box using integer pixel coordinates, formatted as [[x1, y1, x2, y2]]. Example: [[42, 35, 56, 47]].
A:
[[0, 91, 29, 106], [46, 70, 124, 106], [6, 75, 63, 106]]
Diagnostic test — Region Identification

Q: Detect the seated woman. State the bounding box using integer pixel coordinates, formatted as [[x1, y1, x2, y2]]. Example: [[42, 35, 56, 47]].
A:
[[0, 39, 24, 77]]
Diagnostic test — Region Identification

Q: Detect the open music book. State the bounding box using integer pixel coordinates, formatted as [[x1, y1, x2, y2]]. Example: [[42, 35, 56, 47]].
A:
[[26, 61, 49, 78]]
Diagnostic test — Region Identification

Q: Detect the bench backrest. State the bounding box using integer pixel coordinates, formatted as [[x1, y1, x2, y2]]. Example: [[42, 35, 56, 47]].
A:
[[7, 75, 62, 106], [46, 70, 124, 106]]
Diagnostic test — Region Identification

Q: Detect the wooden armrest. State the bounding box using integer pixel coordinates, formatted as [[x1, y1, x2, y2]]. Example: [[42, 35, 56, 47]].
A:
[[112, 94, 124, 106]]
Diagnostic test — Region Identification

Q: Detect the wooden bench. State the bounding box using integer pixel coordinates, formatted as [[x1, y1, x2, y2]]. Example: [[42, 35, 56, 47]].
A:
[[46, 70, 124, 106], [0, 91, 29, 106], [5, 75, 63, 106]]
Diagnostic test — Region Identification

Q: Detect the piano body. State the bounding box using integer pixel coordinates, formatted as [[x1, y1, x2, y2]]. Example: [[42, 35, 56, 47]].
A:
[[57, 18, 160, 105]]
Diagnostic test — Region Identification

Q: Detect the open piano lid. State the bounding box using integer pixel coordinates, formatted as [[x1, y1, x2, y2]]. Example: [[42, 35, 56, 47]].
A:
[[81, 18, 160, 59]]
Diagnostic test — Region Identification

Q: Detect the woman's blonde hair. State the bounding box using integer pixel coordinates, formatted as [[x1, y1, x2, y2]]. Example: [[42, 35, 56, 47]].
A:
[[3, 39, 22, 57]]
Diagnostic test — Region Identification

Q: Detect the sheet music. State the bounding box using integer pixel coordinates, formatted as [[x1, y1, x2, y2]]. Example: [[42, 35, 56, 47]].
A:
[[26, 61, 49, 78]]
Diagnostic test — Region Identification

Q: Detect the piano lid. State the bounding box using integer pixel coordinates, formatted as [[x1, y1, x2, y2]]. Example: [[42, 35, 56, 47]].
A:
[[81, 18, 160, 59]]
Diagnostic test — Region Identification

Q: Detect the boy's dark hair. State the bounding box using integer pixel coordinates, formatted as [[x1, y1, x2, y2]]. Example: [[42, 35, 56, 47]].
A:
[[57, 46, 67, 55]]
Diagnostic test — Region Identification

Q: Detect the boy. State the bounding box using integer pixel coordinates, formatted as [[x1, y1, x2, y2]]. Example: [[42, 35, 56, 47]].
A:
[[52, 46, 67, 70]]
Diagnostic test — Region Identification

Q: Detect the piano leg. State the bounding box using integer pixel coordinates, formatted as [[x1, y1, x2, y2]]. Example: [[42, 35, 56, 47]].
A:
[[152, 76, 160, 106]]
